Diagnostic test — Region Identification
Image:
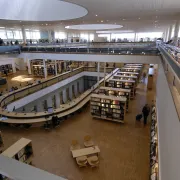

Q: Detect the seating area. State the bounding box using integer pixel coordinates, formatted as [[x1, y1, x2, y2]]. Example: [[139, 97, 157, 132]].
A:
[[70, 136, 100, 168]]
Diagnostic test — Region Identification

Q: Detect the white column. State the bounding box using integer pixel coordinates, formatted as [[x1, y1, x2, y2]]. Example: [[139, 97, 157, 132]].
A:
[[21, 27, 26, 44], [55, 60, 57, 76], [134, 33, 137, 42], [97, 62, 100, 84], [55, 93, 60, 108], [47, 96, 52, 108], [168, 25, 173, 41], [48, 30, 52, 43], [43, 59, 47, 79], [12, 61, 16, 73], [104, 62, 106, 86], [173, 21, 180, 46], [27, 59, 32, 75]]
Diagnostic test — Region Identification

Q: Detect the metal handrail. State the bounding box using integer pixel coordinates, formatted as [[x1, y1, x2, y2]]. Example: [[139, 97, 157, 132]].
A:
[[159, 45, 180, 79]]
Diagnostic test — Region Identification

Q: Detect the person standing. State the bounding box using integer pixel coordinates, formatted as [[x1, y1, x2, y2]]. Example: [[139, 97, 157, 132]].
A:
[[142, 104, 150, 125]]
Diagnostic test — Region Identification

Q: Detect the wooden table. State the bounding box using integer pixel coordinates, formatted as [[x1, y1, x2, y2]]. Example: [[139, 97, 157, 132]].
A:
[[71, 146, 100, 158]]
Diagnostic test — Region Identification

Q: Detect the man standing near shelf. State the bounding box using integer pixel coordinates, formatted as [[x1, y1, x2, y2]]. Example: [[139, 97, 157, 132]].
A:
[[142, 104, 150, 125]]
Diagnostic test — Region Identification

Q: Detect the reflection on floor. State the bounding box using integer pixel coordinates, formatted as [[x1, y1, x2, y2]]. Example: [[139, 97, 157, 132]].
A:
[[1, 73, 156, 180]]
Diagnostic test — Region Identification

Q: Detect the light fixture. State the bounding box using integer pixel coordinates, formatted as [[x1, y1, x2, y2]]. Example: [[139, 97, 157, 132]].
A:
[[66, 26, 70, 29], [20, 21, 22, 22], [95, 14, 98, 17], [101, 20, 103, 22], [42, 24, 43, 25], [138, 18, 141, 19], [123, 19, 126, 21], [46, 24, 48, 26], [107, 20, 109, 22]]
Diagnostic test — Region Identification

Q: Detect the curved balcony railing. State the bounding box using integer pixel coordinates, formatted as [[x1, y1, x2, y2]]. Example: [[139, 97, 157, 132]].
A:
[[159, 45, 180, 79], [0, 67, 118, 123], [0, 67, 84, 108]]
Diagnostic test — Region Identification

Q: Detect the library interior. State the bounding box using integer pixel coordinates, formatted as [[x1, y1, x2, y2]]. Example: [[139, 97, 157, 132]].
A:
[[0, 0, 180, 180]]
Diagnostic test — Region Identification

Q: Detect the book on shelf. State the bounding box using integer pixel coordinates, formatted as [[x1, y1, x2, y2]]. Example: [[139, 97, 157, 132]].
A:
[[90, 94, 126, 123]]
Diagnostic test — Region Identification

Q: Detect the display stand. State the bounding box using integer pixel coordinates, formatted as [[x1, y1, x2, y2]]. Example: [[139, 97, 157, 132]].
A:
[[95, 86, 131, 112], [90, 93, 126, 123], [0, 131, 4, 153], [108, 78, 136, 99], [2, 138, 33, 165], [150, 105, 159, 180]]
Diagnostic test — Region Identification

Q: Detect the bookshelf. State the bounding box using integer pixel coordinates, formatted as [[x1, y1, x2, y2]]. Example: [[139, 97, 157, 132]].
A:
[[0, 131, 4, 153], [150, 105, 159, 180], [108, 78, 136, 99], [113, 75, 138, 85], [32, 65, 44, 77], [119, 67, 141, 73], [125, 63, 143, 66], [95, 86, 131, 112], [2, 138, 33, 165], [124, 65, 142, 68], [90, 93, 126, 123]]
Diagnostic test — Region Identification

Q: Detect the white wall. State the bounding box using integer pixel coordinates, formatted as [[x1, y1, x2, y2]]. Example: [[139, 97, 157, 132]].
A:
[[156, 63, 180, 180]]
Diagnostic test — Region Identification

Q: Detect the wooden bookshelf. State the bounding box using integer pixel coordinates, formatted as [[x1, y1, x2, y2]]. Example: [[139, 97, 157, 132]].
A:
[[150, 105, 159, 180], [2, 138, 33, 165], [119, 67, 141, 73], [90, 93, 126, 123], [108, 78, 136, 99], [0, 131, 4, 153], [95, 86, 131, 112], [113, 75, 138, 85]]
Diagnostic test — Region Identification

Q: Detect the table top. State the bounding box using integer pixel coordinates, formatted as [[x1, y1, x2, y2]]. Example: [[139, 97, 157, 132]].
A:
[[71, 146, 100, 158]]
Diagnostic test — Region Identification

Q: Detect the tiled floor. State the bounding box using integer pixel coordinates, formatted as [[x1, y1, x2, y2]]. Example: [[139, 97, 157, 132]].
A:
[[0, 66, 156, 180]]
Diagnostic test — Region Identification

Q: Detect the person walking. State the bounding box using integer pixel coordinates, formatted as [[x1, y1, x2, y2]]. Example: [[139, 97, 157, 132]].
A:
[[142, 104, 150, 125]]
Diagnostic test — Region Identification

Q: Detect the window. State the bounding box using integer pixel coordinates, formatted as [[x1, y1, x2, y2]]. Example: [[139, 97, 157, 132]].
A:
[[80, 33, 88, 41], [25, 30, 40, 39], [0, 29, 7, 39], [111, 33, 135, 41], [7, 30, 14, 39], [13, 30, 23, 39], [90, 34, 94, 41], [137, 32, 163, 41], [98, 34, 110, 42], [55, 32, 66, 39]]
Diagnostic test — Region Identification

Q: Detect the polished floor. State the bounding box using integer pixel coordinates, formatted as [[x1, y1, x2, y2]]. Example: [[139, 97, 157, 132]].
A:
[[1, 68, 156, 180]]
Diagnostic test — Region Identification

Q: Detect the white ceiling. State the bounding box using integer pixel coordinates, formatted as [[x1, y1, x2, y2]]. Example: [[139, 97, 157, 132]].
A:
[[0, 0, 180, 32]]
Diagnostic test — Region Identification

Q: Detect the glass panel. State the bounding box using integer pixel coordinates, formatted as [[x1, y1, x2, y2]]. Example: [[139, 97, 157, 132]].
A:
[[0, 29, 7, 39], [7, 30, 14, 39], [14, 30, 23, 39]]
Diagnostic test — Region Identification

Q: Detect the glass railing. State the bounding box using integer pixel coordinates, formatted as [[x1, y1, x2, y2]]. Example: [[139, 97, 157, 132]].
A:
[[0, 67, 84, 107], [0, 45, 21, 54], [159, 45, 180, 79], [21, 42, 159, 55]]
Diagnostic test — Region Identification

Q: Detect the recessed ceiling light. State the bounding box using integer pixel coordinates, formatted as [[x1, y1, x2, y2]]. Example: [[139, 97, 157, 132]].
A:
[[20, 21, 22, 22], [123, 19, 126, 21], [95, 15, 98, 17], [138, 18, 141, 19], [66, 26, 70, 29], [46, 24, 48, 26], [42, 24, 43, 25], [101, 20, 103, 22], [107, 20, 109, 22]]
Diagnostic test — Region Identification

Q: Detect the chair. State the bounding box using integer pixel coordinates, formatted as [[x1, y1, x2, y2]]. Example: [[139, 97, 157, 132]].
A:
[[70, 140, 81, 151], [87, 155, 99, 167], [76, 156, 88, 167], [84, 135, 94, 147]]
